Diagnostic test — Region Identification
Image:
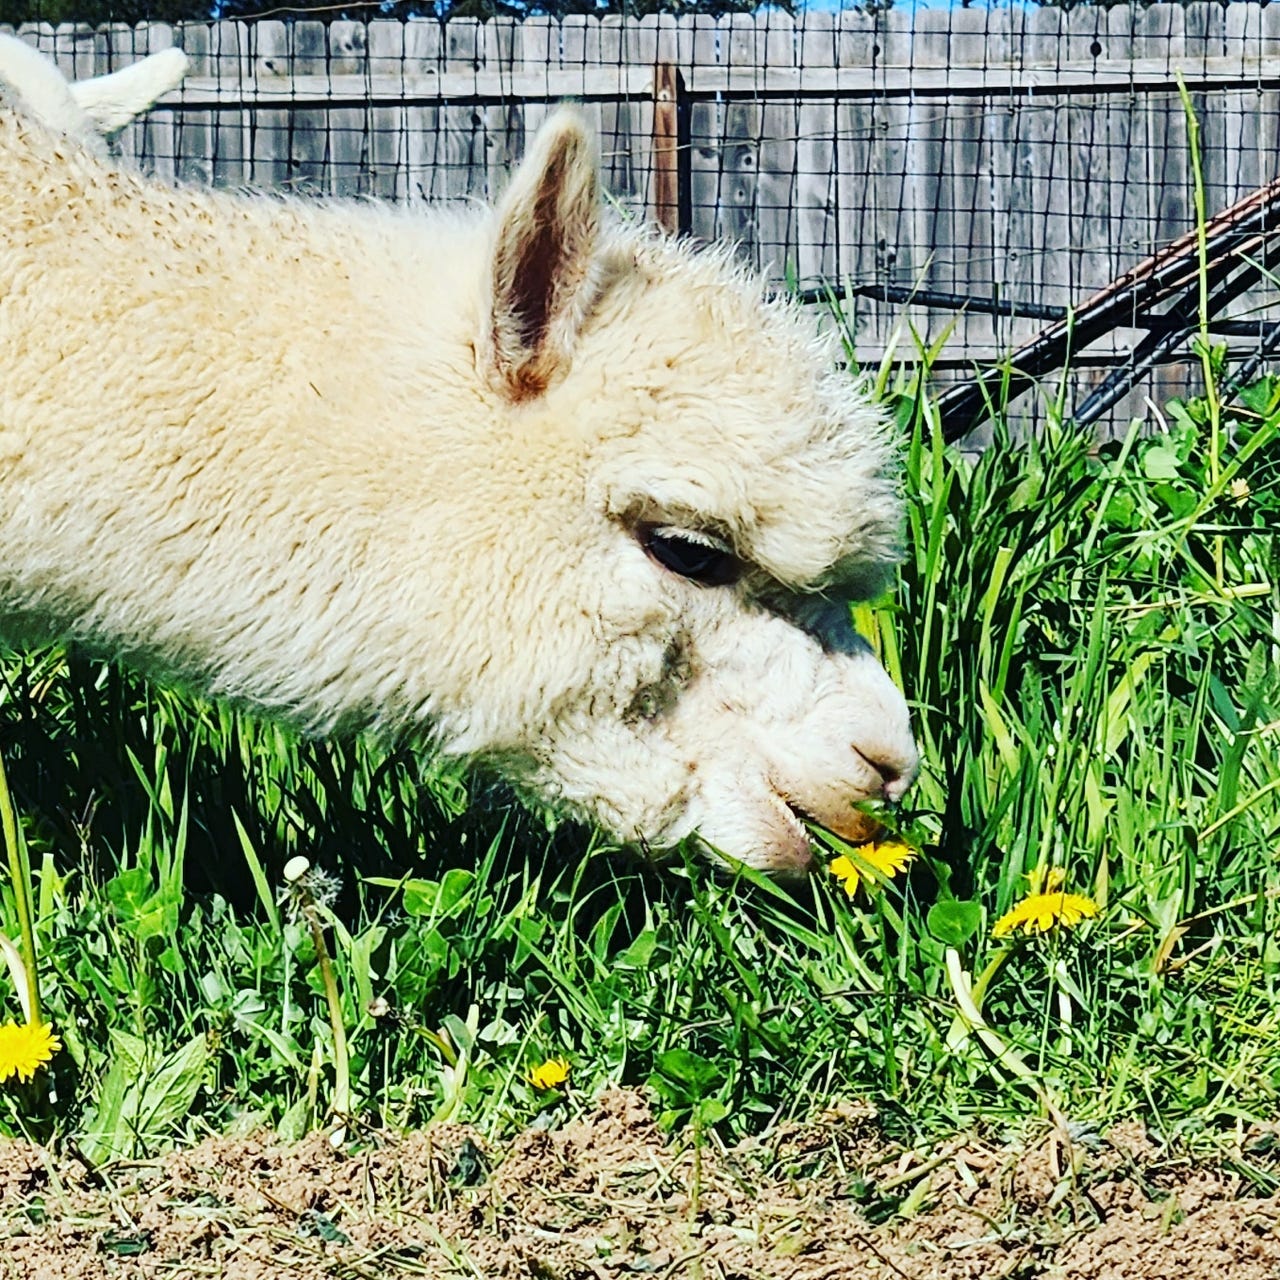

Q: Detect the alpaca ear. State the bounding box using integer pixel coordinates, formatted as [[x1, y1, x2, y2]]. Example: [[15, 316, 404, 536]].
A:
[[484, 108, 601, 399], [69, 47, 188, 135]]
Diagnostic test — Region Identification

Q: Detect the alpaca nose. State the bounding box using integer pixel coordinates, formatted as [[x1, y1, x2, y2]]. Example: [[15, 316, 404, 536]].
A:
[[878, 762, 911, 803], [859, 742, 919, 803]]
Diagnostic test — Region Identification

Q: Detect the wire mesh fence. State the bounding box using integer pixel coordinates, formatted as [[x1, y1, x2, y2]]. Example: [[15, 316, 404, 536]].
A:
[[6, 3, 1280, 435]]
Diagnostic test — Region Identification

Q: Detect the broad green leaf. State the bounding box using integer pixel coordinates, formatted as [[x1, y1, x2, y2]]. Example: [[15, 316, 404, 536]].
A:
[[1142, 442, 1181, 479], [651, 1048, 722, 1101], [926, 900, 983, 947], [277, 1095, 313, 1141], [137, 1035, 207, 1139]]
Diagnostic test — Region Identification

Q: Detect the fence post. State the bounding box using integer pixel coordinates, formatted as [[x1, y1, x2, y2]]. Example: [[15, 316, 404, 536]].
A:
[[651, 62, 690, 237]]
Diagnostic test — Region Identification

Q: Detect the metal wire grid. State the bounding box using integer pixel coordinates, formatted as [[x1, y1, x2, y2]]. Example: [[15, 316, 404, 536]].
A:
[[8, 4, 1280, 428]]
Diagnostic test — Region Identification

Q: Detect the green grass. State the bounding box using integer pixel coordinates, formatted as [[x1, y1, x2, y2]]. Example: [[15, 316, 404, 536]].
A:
[[1, 354, 1278, 1177]]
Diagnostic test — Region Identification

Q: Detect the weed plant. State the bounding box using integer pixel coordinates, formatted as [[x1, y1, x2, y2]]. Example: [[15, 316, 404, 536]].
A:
[[0, 352, 1277, 1178]]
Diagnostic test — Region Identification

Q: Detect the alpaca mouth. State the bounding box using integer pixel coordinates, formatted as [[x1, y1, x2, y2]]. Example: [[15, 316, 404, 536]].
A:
[[781, 799, 812, 829], [782, 797, 885, 856], [782, 798, 818, 836]]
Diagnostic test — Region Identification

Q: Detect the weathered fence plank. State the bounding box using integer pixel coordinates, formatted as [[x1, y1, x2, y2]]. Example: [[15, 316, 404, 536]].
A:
[[796, 13, 837, 284], [9, 8, 1280, 430]]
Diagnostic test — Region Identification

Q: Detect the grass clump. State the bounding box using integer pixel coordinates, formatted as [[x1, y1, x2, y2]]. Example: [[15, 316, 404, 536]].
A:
[[0, 360, 1277, 1170]]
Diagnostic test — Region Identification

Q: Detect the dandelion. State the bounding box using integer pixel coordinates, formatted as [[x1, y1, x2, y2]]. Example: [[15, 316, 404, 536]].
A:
[[828, 841, 916, 897], [282, 855, 311, 884], [278, 860, 340, 919], [528, 1057, 570, 1090], [279, 857, 349, 1123], [0, 1020, 61, 1083], [1229, 476, 1251, 505], [993, 867, 1099, 938]]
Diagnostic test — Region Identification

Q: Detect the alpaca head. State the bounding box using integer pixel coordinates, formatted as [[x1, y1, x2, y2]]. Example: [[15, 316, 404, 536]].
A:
[[467, 112, 918, 877], [0, 45, 914, 879]]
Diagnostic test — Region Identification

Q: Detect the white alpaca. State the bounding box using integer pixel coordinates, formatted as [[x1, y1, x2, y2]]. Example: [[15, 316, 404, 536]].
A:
[[0, 41, 917, 877]]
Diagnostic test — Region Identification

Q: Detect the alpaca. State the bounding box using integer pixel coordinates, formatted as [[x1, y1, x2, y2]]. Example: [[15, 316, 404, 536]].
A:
[[0, 40, 918, 878]]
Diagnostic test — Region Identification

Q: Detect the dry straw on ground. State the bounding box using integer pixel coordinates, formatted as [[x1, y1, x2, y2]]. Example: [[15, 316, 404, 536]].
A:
[[1, 1090, 1277, 1278]]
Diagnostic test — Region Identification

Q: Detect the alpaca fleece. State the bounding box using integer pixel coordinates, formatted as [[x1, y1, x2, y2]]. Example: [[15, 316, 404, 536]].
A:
[[0, 43, 917, 875]]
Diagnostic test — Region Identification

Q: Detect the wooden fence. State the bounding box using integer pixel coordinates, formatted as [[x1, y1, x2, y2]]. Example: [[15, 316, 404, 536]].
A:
[[9, 6, 1280, 426]]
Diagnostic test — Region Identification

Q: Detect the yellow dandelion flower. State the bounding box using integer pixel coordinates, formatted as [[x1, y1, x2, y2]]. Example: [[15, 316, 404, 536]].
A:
[[1027, 865, 1066, 895], [528, 1057, 570, 1090], [829, 842, 916, 897], [0, 1020, 61, 1083], [993, 869, 1099, 939]]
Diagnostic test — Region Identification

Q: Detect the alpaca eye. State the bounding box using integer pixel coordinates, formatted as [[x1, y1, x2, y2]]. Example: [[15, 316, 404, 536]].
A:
[[641, 526, 741, 587]]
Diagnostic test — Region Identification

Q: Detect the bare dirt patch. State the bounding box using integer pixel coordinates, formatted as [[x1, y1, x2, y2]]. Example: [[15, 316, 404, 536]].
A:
[[1, 1091, 1277, 1278]]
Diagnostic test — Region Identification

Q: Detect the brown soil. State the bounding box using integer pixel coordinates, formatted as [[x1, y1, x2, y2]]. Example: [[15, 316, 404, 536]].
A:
[[1, 1090, 1277, 1279]]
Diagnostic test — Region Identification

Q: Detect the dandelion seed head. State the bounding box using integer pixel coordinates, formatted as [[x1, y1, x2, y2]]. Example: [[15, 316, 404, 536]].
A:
[[307, 870, 342, 910], [283, 856, 312, 884]]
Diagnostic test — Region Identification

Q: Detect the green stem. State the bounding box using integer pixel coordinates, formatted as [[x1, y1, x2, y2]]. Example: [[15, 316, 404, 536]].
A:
[[689, 1108, 702, 1223], [304, 904, 351, 1122], [1176, 72, 1224, 589], [944, 948, 1067, 1130], [0, 750, 41, 1026]]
